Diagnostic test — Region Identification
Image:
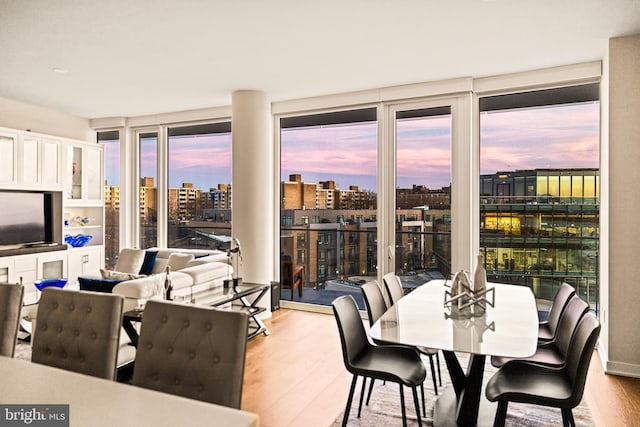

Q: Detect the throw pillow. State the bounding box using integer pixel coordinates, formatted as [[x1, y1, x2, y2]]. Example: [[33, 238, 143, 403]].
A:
[[139, 250, 159, 275], [167, 252, 195, 271], [114, 248, 146, 274], [78, 277, 123, 293], [101, 269, 145, 281]]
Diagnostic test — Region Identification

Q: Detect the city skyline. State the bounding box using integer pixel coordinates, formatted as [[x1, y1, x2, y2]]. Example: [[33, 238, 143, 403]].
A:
[[104, 101, 599, 191]]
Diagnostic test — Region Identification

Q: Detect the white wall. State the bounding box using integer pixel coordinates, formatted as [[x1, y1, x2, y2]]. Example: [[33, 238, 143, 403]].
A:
[[0, 96, 93, 142], [603, 33, 640, 377]]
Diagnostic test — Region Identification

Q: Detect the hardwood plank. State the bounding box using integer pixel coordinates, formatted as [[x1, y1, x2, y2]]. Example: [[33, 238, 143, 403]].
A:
[[585, 350, 640, 427], [243, 308, 640, 427]]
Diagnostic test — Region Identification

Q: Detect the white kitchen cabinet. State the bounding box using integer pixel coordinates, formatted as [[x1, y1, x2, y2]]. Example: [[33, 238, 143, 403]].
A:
[[16, 135, 61, 189], [65, 143, 104, 204], [0, 133, 17, 185]]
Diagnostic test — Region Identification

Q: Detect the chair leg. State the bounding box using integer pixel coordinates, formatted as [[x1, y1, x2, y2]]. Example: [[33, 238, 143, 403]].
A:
[[428, 354, 438, 396], [436, 352, 442, 386], [399, 384, 407, 427], [561, 408, 576, 427], [357, 376, 367, 417], [412, 386, 423, 427], [366, 378, 375, 405], [493, 401, 508, 427], [342, 375, 358, 427], [421, 382, 426, 417]]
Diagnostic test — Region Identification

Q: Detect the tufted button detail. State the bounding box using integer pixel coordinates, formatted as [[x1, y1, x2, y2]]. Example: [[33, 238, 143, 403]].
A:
[[183, 320, 190, 328], [45, 348, 51, 356], [62, 352, 68, 359], [79, 356, 85, 363], [174, 378, 181, 386], [152, 374, 159, 382], [52, 302, 58, 309], [161, 315, 168, 323], [167, 346, 173, 354], [147, 343, 153, 350], [205, 322, 212, 331], [73, 329, 80, 336], [57, 326, 63, 333], [197, 384, 204, 392], [189, 351, 196, 359], [91, 332, 97, 340], [212, 355, 220, 364], [68, 303, 75, 311], [86, 306, 92, 313], [41, 324, 48, 331]]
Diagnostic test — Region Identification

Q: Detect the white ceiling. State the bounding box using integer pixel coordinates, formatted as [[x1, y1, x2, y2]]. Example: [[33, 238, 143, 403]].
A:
[[1, 0, 639, 119]]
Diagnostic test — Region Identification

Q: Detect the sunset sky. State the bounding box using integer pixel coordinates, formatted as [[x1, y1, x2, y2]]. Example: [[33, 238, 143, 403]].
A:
[[104, 101, 599, 192]]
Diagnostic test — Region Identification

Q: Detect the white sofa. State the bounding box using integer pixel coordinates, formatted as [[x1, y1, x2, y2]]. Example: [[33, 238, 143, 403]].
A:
[[81, 248, 233, 312]]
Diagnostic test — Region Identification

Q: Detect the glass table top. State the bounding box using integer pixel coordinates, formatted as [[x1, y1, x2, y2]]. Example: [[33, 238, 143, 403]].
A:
[[369, 280, 538, 358]]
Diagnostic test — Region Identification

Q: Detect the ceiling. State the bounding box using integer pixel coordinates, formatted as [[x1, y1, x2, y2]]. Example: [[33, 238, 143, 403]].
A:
[[1, 0, 638, 120]]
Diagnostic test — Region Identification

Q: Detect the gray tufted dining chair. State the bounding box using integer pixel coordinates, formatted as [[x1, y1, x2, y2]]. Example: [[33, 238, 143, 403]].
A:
[[31, 287, 124, 380], [132, 300, 249, 409], [0, 282, 24, 357]]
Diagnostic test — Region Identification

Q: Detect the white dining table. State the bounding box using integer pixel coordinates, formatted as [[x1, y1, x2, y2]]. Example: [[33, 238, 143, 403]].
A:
[[369, 279, 538, 427], [0, 356, 259, 427]]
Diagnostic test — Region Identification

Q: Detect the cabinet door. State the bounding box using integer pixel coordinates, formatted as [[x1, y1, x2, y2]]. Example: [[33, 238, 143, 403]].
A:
[[20, 137, 39, 186], [0, 258, 14, 284], [15, 257, 38, 305], [68, 247, 104, 286], [0, 134, 16, 185], [66, 145, 83, 200], [41, 140, 61, 187], [84, 146, 103, 201]]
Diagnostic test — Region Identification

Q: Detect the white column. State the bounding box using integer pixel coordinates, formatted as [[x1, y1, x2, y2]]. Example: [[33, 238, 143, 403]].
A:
[[232, 90, 274, 313]]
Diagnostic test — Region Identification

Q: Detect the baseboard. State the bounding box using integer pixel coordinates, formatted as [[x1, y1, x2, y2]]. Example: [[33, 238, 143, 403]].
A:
[[605, 359, 640, 378], [597, 342, 640, 378], [280, 300, 333, 314]]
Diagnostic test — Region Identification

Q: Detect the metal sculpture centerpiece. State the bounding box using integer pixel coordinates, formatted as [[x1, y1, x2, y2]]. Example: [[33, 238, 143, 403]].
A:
[[444, 267, 495, 318]]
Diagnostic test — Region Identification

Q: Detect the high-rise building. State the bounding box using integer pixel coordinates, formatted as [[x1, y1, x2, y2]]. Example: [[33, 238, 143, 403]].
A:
[[479, 168, 599, 306]]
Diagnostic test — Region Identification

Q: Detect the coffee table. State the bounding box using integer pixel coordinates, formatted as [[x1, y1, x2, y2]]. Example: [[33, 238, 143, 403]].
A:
[[123, 281, 270, 348]]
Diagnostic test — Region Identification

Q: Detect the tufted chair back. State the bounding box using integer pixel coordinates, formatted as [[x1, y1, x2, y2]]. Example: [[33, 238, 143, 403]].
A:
[[0, 283, 24, 357], [132, 300, 249, 409], [31, 287, 124, 380]]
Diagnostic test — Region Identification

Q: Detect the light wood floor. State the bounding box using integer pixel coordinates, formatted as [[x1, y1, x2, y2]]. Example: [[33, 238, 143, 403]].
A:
[[242, 308, 640, 427]]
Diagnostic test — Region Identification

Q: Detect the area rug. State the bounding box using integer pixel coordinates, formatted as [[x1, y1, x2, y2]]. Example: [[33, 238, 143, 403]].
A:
[[14, 341, 31, 362], [331, 355, 595, 427]]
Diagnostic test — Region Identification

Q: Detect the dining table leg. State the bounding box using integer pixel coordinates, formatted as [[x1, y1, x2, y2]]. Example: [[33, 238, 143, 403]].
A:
[[434, 351, 495, 427]]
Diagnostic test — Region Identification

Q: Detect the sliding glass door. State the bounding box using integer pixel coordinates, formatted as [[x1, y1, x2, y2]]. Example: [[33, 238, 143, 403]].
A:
[[393, 105, 453, 290], [138, 132, 158, 249], [167, 122, 232, 250], [279, 108, 377, 308]]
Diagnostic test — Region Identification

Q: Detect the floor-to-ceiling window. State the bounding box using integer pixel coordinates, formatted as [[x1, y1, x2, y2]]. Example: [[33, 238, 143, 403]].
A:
[[167, 122, 232, 250], [98, 130, 120, 268], [139, 132, 158, 249], [279, 108, 377, 308], [479, 83, 600, 311], [394, 106, 452, 289]]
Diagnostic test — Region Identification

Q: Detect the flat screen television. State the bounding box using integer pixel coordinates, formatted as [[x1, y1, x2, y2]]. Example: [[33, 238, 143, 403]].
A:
[[0, 190, 53, 248]]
